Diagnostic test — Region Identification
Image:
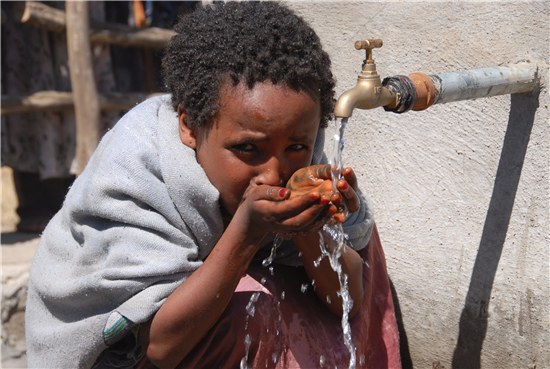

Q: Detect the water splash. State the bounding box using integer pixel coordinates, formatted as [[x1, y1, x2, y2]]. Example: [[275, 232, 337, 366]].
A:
[[241, 292, 261, 366], [240, 334, 252, 369], [316, 117, 356, 369], [263, 234, 284, 267], [245, 292, 260, 317], [318, 223, 356, 368]]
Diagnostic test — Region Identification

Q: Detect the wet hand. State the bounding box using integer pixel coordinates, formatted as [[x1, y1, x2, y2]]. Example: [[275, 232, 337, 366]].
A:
[[234, 183, 328, 240], [286, 165, 360, 224]]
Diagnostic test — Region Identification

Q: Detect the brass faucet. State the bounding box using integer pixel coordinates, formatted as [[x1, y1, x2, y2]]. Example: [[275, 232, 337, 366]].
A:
[[334, 39, 399, 118]]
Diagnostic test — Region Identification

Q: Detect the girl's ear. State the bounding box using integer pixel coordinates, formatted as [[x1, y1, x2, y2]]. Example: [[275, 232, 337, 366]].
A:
[[178, 105, 197, 149]]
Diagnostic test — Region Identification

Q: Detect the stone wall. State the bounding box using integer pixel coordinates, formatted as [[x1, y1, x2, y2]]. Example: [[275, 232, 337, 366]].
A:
[[287, 1, 549, 368]]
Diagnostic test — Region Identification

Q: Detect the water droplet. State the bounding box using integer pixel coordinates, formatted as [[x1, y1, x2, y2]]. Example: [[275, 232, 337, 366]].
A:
[[301, 283, 308, 293], [246, 292, 260, 317], [263, 234, 284, 267], [298, 251, 303, 257], [240, 334, 252, 369], [280, 291, 285, 300], [272, 353, 278, 364], [276, 330, 280, 336], [326, 295, 331, 304], [261, 277, 267, 285], [319, 355, 325, 367], [360, 354, 366, 366]]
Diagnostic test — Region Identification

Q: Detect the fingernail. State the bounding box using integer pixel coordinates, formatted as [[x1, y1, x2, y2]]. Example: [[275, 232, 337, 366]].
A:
[[279, 189, 288, 197], [320, 198, 329, 206], [310, 192, 320, 201], [327, 207, 336, 216], [339, 181, 349, 190]]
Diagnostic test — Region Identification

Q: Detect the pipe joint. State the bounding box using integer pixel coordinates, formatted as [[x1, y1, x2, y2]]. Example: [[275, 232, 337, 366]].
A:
[[382, 75, 416, 114]]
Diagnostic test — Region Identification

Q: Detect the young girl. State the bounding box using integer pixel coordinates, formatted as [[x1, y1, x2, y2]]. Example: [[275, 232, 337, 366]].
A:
[[25, 2, 401, 368]]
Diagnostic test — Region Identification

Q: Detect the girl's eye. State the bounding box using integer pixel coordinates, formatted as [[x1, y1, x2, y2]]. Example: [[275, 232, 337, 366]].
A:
[[231, 143, 256, 153], [287, 144, 307, 152]]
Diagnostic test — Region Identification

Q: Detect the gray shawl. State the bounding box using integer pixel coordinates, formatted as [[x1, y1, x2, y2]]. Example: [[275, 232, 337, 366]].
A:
[[25, 95, 374, 368]]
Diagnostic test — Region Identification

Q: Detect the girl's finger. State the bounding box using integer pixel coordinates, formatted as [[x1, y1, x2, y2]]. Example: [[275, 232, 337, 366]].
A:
[[277, 202, 327, 230], [264, 186, 290, 201], [342, 167, 358, 189], [311, 164, 332, 180], [261, 190, 322, 222], [337, 179, 360, 213]]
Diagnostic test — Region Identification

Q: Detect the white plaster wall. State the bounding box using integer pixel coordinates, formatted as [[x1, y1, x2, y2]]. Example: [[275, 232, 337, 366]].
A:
[[287, 1, 549, 368]]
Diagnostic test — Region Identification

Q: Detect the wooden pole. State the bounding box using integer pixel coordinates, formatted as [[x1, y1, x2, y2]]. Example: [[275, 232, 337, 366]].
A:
[[66, 2, 100, 175], [1, 91, 164, 115], [14, 1, 175, 49]]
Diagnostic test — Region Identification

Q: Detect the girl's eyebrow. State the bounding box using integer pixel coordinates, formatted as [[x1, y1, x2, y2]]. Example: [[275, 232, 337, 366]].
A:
[[289, 134, 314, 143], [228, 134, 267, 145]]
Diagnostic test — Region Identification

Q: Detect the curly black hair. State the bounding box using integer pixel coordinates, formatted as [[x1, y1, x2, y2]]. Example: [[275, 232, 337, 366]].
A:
[[162, 1, 335, 129]]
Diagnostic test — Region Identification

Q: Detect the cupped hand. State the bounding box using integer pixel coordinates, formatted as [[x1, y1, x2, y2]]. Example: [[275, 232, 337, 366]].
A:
[[234, 183, 327, 240], [286, 165, 360, 223]]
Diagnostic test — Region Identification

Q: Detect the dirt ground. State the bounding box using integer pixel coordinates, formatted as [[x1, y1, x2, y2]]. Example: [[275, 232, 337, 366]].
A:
[[2, 166, 34, 368]]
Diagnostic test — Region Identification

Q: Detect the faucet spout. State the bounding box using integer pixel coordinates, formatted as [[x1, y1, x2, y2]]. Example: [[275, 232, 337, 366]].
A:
[[334, 63, 397, 118], [333, 39, 397, 118], [334, 77, 396, 118]]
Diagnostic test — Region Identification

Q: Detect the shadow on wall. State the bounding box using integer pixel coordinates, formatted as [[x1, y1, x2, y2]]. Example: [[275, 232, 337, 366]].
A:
[[389, 278, 414, 369], [451, 89, 541, 369]]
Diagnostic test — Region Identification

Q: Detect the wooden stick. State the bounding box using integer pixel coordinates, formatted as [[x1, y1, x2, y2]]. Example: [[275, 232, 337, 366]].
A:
[[66, 2, 101, 175], [1, 91, 164, 115], [13, 1, 67, 33], [13, 1, 176, 49]]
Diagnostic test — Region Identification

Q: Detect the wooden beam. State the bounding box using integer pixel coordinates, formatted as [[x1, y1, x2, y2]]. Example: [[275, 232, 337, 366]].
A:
[[13, 1, 176, 49], [66, 2, 100, 175], [13, 1, 66, 33], [1, 91, 164, 115]]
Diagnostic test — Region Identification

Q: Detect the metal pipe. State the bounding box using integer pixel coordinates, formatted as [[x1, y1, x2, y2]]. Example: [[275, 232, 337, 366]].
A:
[[334, 39, 540, 117], [429, 63, 538, 105]]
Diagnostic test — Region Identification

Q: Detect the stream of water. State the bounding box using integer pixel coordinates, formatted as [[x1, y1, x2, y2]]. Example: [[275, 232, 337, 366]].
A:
[[320, 117, 357, 369]]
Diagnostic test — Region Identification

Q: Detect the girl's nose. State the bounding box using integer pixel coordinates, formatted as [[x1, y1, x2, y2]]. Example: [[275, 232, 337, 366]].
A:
[[255, 157, 284, 187]]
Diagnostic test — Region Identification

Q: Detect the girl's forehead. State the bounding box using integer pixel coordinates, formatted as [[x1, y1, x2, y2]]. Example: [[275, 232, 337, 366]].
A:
[[218, 81, 320, 115], [203, 81, 321, 140]]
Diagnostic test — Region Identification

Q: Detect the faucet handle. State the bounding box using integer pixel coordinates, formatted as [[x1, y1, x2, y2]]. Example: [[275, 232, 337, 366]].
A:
[[355, 39, 383, 64]]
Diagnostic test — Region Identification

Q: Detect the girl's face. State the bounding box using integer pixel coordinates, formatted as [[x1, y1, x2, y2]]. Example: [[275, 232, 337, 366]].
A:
[[179, 81, 321, 215]]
